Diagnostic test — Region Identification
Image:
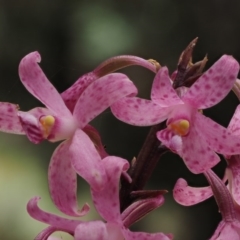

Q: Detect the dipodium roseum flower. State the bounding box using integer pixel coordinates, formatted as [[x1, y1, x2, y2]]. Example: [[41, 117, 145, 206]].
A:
[[111, 55, 240, 173], [0, 52, 137, 216], [173, 104, 240, 206], [27, 156, 172, 240]]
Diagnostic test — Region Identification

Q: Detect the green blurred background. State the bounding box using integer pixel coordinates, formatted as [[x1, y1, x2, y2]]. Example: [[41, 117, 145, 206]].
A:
[[1, 0, 240, 239]]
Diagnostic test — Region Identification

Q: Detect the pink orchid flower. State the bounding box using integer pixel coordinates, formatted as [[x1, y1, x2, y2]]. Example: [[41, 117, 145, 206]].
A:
[[173, 104, 240, 206], [0, 52, 137, 217], [27, 156, 172, 240], [111, 55, 240, 173]]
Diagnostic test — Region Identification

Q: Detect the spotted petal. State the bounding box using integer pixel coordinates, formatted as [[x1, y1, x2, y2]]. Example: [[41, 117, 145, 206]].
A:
[[19, 51, 72, 118], [73, 73, 137, 128], [173, 178, 213, 206], [0, 102, 24, 134], [157, 122, 220, 173], [195, 113, 240, 155], [61, 72, 98, 112], [182, 55, 239, 109], [111, 97, 171, 126], [49, 139, 90, 217], [70, 129, 107, 191], [228, 105, 240, 135], [151, 66, 182, 107], [91, 156, 129, 223]]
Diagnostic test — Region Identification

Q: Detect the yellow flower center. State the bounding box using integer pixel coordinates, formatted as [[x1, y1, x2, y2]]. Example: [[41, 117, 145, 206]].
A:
[[168, 119, 190, 136], [39, 115, 55, 138]]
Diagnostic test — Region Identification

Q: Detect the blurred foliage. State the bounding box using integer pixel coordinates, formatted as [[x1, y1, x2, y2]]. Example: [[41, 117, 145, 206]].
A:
[[1, 0, 240, 239]]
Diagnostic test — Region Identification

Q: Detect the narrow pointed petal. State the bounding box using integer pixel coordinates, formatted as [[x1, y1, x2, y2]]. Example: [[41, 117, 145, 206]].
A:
[[49, 139, 89, 217], [61, 72, 98, 112], [111, 97, 171, 126], [182, 55, 239, 109], [228, 105, 240, 135], [27, 197, 81, 231], [19, 51, 72, 117], [173, 178, 213, 206], [73, 73, 137, 128], [74, 221, 108, 240], [195, 113, 240, 155], [0, 102, 24, 134], [91, 156, 129, 223], [122, 229, 173, 240], [70, 129, 107, 191], [83, 124, 108, 158], [151, 67, 182, 107]]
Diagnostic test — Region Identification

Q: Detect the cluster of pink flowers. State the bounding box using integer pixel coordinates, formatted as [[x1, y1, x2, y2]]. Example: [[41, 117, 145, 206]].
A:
[[2, 40, 240, 239]]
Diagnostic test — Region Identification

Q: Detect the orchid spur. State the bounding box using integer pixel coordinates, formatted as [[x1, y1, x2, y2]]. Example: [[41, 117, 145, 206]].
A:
[[111, 55, 240, 174], [0, 51, 138, 217], [27, 156, 172, 240]]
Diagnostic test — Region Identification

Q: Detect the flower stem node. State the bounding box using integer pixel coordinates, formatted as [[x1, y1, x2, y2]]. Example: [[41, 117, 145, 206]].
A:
[[39, 115, 55, 138], [168, 119, 190, 136]]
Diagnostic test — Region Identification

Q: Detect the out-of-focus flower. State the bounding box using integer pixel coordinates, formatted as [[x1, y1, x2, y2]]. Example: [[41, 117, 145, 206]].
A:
[[111, 55, 240, 173], [28, 157, 172, 240], [0, 52, 137, 217]]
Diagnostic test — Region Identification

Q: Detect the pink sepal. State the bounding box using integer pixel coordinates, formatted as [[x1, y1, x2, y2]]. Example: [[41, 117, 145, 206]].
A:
[[182, 55, 239, 109], [111, 97, 171, 126], [73, 73, 137, 129], [49, 139, 90, 217], [0, 102, 24, 134], [70, 129, 107, 191], [173, 178, 213, 206]]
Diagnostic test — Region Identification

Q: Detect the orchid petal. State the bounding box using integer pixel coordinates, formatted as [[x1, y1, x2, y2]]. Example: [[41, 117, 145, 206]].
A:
[[70, 129, 107, 191], [210, 221, 240, 240], [73, 73, 137, 128], [195, 113, 240, 155], [182, 55, 239, 109], [227, 156, 240, 206], [34, 226, 69, 240], [151, 66, 182, 107], [61, 72, 98, 112], [228, 105, 240, 135], [74, 221, 108, 240], [111, 97, 171, 126], [122, 229, 173, 240], [173, 178, 213, 206], [0, 102, 24, 134], [19, 51, 72, 117], [83, 124, 108, 158], [181, 123, 220, 174], [27, 197, 81, 232], [91, 156, 129, 223], [157, 124, 220, 174], [49, 139, 90, 217]]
